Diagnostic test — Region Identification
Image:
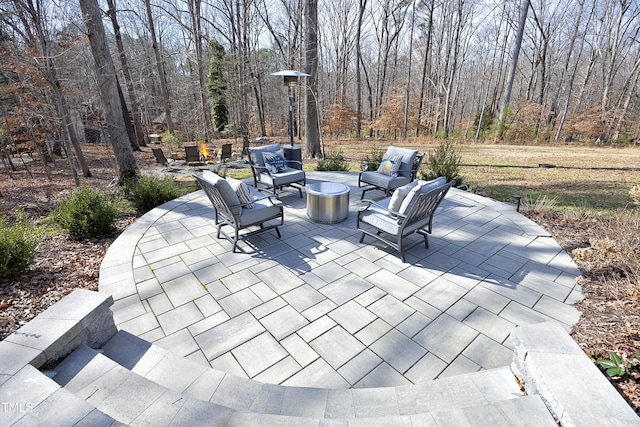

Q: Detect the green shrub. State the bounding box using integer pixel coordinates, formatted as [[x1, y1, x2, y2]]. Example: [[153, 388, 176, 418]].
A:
[[421, 140, 463, 186], [124, 174, 183, 215], [53, 186, 118, 237], [0, 212, 38, 279], [362, 147, 384, 172], [316, 151, 349, 171], [161, 132, 182, 147]]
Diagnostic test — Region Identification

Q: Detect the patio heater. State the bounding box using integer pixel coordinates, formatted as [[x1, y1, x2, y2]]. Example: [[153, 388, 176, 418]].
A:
[[271, 70, 310, 170]]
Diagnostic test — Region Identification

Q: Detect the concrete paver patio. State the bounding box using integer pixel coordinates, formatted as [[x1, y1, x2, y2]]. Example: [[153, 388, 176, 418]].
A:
[[99, 171, 583, 389]]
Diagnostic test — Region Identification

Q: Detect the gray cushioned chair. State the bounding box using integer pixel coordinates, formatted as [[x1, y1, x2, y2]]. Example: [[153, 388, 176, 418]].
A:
[[357, 177, 452, 262], [248, 143, 306, 198], [358, 146, 425, 199], [194, 171, 283, 252]]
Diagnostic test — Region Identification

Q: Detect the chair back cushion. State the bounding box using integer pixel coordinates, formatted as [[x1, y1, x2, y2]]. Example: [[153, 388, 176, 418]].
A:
[[399, 177, 447, 214], [263, 150, 288, 173], [249, 143, 281, 168], [386, 146, 418, 178], [377, 153, 403, 176], [227, 177, 254, 208], [388, 181, 419, 212], [202, 170, 242, 215]]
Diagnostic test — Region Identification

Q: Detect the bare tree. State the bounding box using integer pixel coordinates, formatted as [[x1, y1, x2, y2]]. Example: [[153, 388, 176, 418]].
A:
[[187, 0, 213, 142], [79, 0, 137, 181], [144, 0, 174, 134], [355, 0, 368, 138], [305, 0, 320, 157], [497, 0, 530, 140], [5, 0, 92, 178], [106, 0, 146, 148]]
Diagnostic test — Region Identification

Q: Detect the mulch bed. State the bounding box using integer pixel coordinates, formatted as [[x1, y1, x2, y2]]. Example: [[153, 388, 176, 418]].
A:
[[0, 142, 638, 412]]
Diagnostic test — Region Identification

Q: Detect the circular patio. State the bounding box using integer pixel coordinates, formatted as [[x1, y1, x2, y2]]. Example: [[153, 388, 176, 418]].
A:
[[99, 171, 582, 388]]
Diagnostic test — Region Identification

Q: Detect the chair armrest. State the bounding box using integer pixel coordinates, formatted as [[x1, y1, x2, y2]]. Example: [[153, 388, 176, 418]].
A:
[[359, 199, 407, 220], [250, 163, 274, 177], [265, 196, 283, 207], [285, 160, 303, 167]]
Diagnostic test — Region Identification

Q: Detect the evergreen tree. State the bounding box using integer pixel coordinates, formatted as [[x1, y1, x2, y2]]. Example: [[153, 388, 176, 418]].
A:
[[207, 40, 228, 134]]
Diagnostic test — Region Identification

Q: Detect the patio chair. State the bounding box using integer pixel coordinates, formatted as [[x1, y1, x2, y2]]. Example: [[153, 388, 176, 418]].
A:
[[152, 148, 169, 166], [247, 143, 306, 198], [356, 177, 452, 262], [220, 143, 232, 161], [358, 146, 425, 199], [194, 171, 284, 252], [185, 146, 200, 165]]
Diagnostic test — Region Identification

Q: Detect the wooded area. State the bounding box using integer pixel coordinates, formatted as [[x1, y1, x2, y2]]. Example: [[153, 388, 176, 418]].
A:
[[1, 0, 640, 180]]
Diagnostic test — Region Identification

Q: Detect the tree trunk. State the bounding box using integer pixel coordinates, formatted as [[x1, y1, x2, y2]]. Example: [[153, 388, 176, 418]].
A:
[[403, 1, 416, 139], [497, 0, 530, 140], [79, 0, 137, 182], [12, 0, 92, 178], [188, 0, 213, 142], [416, 0, 434, 136], [234, 0, 250, 153], [106, 0, 147, 148], [51, 71, 92, 178], [355, 0, 367, 138], [144, 0, 174, 133], [305, 0, 320, 157]]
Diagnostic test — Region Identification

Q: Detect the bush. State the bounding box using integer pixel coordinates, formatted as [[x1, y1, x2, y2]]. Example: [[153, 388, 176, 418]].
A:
[[161, 132, 182, 147], [316, 151, 349, 171], [53, 186, 118, 238], [124, 174, 183, 215], [421, 140, 464, 186], [0, 212, 38, 279], [362, 147, 384, 172]]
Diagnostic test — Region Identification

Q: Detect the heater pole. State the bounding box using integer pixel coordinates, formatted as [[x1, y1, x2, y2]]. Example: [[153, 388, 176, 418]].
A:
[[288, 87, 295, 147]]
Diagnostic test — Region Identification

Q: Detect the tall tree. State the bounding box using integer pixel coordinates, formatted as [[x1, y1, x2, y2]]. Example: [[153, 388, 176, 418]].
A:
[[106, 0, 146, 148], [144, 0, 174, 133], [79, 0, 137, 181], [355, 0, 368, 138], [305, 0, 320, 157], [497, 0, 530, 140], [207, 39, 229, 133], [6, 0, 92, 179], [187, 0, 212, 142]]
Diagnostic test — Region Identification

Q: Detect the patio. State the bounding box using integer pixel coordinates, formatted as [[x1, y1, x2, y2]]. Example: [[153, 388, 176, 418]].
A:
[[99, 171, 583, 389]]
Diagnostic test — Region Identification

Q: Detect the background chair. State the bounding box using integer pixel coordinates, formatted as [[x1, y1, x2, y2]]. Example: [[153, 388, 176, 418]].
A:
[[220, 143, 232, 161], [358, 146, 425, 199], [194, 171, 283, 252], [357, 178, 452, 262], [152, 148, 169, 166], [185, 146, 201, 165], [247, 143, 306, 198]]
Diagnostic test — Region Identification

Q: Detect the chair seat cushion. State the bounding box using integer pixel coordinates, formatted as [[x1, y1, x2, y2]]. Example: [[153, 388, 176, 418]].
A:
[[259, 168, 305, 186], [358, 207, 400, 236], [360, 171, 411, 191], [237, 197, 283, 227]]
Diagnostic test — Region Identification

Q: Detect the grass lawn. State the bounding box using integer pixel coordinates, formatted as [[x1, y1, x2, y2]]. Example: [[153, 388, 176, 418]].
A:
[[207, 140, 640, 212], [315, 140, 640, 212], [456, 144, 640, 211]]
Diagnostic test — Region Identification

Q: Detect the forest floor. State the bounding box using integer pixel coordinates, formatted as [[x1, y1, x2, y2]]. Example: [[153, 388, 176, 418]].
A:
[[0, 141, 638, 413]]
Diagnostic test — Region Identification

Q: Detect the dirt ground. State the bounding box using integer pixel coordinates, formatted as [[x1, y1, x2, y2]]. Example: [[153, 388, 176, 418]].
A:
[[0, 141, 638, 412]]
